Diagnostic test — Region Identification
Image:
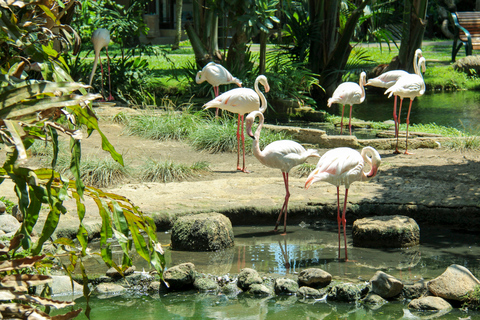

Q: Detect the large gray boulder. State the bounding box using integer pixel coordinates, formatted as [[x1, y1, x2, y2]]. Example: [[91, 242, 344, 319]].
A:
[[274, 278, 299, 295], [352, 215, 420, 248], [163, 263, 196, 290], [171, 213, 234, 251], [427, 264, 480, 301], [370, 271, 404, 299], [298, 268, 332, 288], [0, 214, 20, 234], [327, 283, 363, 302], [408, 296, 452, 311], [50, 275, 84, 296], [237, 268, 263, 291]]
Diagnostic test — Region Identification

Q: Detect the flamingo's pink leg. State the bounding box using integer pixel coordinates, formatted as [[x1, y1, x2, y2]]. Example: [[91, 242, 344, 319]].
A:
[[348, 104, 353, 135], [214, 86, 220, 118], [99, 56, 106, 102], [393, 95, 398, 138], [394, 98, 404, 154], [336, 186, 341, 259], [274, 172, 290, 235], [340, 105, 345, 135], [342, 188, 349, 261], [404, 99, 415, 155], [236, 115, 241, 171], [239, 114, 249, 173], [105, 47, 114, 101]]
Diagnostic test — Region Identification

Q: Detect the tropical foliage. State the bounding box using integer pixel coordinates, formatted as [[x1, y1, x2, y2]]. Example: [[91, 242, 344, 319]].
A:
[[0, 1, 166, 318]]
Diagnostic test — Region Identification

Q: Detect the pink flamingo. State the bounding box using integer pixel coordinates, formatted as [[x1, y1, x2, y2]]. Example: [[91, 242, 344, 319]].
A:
[[305, 146, 381, 261], [385, 50, 426, 155], [246, 110, 320, 234], [366, 49, 424, 150], [89, 28, 114, 101], [196, 62, 242, 117], [204, 75, 270, 173], [327, 72, 367, 135]]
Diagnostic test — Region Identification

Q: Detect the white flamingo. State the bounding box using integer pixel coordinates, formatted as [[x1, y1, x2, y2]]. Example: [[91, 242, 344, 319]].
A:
[[204, 75, 270, 173], [366, 49, 424, 146], [196, 62, 242, 117], [305, 146, 381, 261], [327, 72, 367, 135], [385, 50, 426, 155], [246, 110, 320, 234], [89, 28, 113, 101]]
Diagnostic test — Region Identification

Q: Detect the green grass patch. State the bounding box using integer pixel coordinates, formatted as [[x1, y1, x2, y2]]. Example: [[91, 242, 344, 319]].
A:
[[79, 157, 131, 188], [140, 159, 211, 183], [0, 197, 16, 213], [293, 162, 317, 178]]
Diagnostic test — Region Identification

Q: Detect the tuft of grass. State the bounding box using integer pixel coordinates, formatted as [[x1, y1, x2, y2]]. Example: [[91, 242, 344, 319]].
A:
[[123, 110, 203, 140], [189, 115, 294, 153], [294, 162, 316, 178], [79, 157, 131, 188], [0, 197, 16, 213], [189, 116, 239, 153], [140, 159, 211, 183]]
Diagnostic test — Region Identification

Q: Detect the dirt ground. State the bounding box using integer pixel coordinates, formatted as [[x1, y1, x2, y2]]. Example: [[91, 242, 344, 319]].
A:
[[2, 105, 480, 231]]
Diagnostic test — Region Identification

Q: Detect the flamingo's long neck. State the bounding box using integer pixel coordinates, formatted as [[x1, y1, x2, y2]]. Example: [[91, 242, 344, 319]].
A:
[[252, 112, 265, 163], [255, 79, 267, 113], [88, 51, 101, 86], [359, 74, 366, 102]]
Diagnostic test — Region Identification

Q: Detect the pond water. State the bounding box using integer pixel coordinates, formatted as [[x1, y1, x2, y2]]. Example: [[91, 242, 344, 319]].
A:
[[67, 224, 480, 319], [318, 90, 480, 135]]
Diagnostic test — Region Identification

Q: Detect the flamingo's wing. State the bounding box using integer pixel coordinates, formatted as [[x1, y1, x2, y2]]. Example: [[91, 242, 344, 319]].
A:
[[386, 74, 424, 99], [328, 82, 362, 106], [366, 70, 409, 88], [204, 88, 259, 114]]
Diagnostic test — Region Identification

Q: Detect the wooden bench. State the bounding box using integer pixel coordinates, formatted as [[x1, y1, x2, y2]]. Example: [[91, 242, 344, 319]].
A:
[[451, 12, 480, 61]]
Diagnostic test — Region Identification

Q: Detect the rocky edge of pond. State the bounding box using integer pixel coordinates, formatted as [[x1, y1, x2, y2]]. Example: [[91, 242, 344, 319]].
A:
[[56, 262, 479, 316]]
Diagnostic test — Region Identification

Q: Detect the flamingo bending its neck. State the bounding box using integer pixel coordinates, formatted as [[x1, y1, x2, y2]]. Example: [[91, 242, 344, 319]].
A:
[[203, 75, 270, 173], [246, 110, 320, 234], [305, 146, 381, 261], [196, 62, 242, 117]]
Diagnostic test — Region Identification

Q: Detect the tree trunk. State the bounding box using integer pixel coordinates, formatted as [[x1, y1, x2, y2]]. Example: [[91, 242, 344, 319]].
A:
[[226, 24, 248, 71], [185, 22, 211, 66], [388, 0, 428, 72], [309, 0, 372, 103], [259, 31, 267, 74], [172, 0, 183, 50]]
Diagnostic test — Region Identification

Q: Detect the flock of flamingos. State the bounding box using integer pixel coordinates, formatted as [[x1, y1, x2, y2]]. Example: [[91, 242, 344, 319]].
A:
[[90, 29, 425, 261]]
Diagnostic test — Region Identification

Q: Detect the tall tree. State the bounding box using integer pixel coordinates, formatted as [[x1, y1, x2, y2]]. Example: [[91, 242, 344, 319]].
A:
[[388, 0, 428, 73], [308, 0, 372, 101], [172, 0, 184, 50]]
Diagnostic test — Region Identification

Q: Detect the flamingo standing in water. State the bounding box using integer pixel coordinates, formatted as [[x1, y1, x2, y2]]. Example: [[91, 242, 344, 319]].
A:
[[89, 28, 113, 101], [327, 72, 367, 135], [366, 49, 425, 150], [203, 75, 270, 173], [246, 110, 320, 234], [196, 62, 242, 117], [385, 50, 426, 155], [305, 146, 381, 261]]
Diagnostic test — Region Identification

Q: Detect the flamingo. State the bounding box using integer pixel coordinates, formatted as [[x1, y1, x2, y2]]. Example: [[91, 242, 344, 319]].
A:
[[88, 28, 113, 101], [305, 146, 381, 261], [327, 72, 367, 135], [203, 75, 270, 173], [385, 50, 426, 155], [196, 62, 242, 117], [246, 110, 320, 234], [366, 49, 424, 148]]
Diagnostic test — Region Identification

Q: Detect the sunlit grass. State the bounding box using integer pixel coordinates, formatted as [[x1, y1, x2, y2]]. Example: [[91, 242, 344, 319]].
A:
[[140, 159, 211, 183], [79, 157, 131, 188], [293, 162, 316, 178], [122, 110, 203, 140]]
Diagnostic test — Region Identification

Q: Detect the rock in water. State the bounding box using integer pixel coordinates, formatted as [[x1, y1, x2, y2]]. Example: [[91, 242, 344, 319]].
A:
[[171, 213, 234, 251]]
